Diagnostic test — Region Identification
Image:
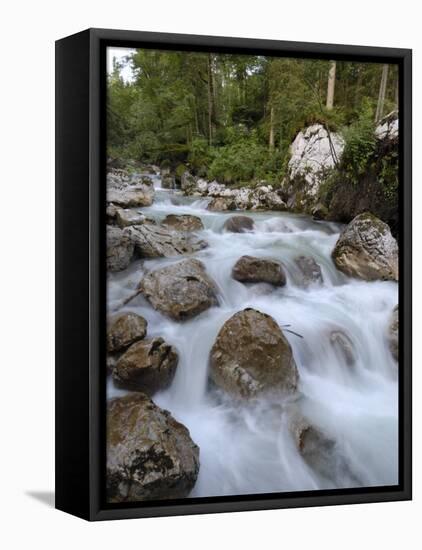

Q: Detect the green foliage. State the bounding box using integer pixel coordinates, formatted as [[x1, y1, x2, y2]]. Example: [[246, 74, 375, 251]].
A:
[[107, 49, 398, 188], [379, 148, 399, 201], [207, 132, 282, 185], [340, 100, 377, 184]]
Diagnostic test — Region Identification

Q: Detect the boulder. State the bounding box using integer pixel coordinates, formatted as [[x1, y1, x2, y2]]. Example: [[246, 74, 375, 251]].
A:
[[106, 225, 134, 272], [311, 203, 329, 220], [232, 256, 286, 287], [126, 223, 207, 258], [329, 330, 355, 367], [107, 169, 155, 207], [286, 124, 344, 210], [107, 393, 199, 502], [115, 208, 155, 228], [332, 213, 398, 281], [375, 111, 398, 142], [294, 256, 323, 287], [162, 214, 204, 232], [388, 305, 398, 362], [113, 337, 178, 394], [180, 171, 198, 194], [161, 174, 175, 189], [210, 308, 299, 398], [106, 203, 119, 224], [140, 258, 219, 321], [289, 415, 337, 480], [249, 186, 287, 211], [107, 312, 148, 353], [207, 197, 236, 211], [223, 215, 255, 233]]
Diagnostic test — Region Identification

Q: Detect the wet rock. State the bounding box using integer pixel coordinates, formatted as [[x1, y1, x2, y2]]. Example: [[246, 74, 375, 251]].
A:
[[106, 225, 134, 272], [232, 256, 286, 287], [332, 212, 398, 281], [311, 203, 329, 220], [162, 214, 204, 232], [223, 215, 255, 233], [210, 308, 299, 398], [115, 208, 154, 228], [107, 312, 148, 353], [161, 174, 176, 189], [330, 330, 355, 366], [180, 171, 198, 194], [250, 187, 287, 211], [113, 337, 178, 395], [140, 258, 219, 321], [207, 197, 236, 211], [388, 305, 398, 362], [126, 223, 207, 258], [107, 393, 199, 502], [289, 416, 337, 480], [294, 256, 323, 287]]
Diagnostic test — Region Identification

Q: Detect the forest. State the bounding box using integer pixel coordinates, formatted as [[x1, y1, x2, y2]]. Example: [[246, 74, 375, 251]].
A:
[[107, 50, 398, 190]]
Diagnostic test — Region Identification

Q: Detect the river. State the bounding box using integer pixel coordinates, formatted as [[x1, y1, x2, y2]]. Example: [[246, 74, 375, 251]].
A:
[[107, 174, 398, 497]]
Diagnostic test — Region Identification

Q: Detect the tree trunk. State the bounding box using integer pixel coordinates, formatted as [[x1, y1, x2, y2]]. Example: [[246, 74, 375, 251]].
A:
[[395, 76, 399, 110], [269, 104, 275, 149], [375, 64, 389, 122], [326, 61, 336, 110], [207, 54, 214, 145]]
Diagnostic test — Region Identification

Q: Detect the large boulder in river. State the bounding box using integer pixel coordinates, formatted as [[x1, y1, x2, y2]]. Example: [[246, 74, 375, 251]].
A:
[[223, 215, 255, 233], [107, 312, 148, 353], [126, 223, 207, 258], [207, 197, 236, 211], [332, 212, 398, 281], [388, 305, 399, 362], [107, 393, 199, 502], [232, 256, 286, 287], [162, 214, 204, 232], [286, 124, 344, 211], [210, 308, 299, 399], [140, 258, 219, 321], [113, 337, 178, 394], [106, 225, 134, 272]]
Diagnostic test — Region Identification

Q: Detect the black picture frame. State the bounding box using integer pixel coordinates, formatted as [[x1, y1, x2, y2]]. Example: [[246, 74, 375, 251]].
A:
[[55, 28, 412, 521]]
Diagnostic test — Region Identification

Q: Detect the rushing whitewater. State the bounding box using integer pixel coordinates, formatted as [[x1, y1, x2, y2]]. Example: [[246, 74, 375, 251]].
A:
[[107, 175, 398, 497]]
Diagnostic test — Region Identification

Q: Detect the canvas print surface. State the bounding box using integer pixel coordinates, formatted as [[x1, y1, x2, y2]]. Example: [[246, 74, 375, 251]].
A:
[[105, 47, 399, 504]]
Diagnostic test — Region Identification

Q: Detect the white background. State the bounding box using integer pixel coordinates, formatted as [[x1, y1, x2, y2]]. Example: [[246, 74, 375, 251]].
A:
[[0, 0, 419, 548]]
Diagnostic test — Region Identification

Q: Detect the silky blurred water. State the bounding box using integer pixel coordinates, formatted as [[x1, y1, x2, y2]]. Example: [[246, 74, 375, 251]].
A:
[[107, 176, 399, 497]]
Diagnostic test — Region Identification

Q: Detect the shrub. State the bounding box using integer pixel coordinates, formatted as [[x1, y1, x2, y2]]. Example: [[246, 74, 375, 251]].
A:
[[340, 100, 377, 184]]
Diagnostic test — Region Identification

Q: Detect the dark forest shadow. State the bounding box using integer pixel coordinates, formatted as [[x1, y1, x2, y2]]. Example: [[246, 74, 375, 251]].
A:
[[26, 491, 55, 508]]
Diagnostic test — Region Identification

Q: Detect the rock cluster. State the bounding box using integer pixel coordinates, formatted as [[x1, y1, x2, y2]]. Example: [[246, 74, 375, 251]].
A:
[[107, 168, 155, 207], [179, 171, 287, 212]]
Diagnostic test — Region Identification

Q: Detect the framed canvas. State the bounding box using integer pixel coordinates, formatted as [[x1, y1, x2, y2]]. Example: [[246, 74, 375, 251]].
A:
[[55, 28, 412, 521]]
